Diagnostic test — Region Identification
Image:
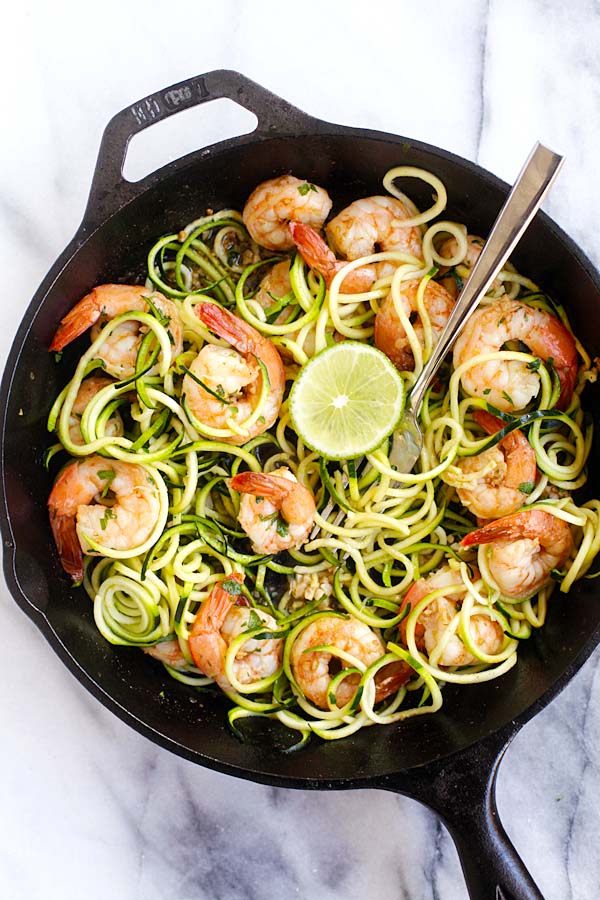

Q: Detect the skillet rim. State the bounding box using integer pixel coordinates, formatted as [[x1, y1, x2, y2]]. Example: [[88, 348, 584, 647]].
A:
[[2, 117, 600, 789]]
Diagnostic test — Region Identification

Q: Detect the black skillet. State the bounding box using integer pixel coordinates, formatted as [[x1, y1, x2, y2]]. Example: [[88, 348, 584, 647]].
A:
[[2, 70, 600, 900]]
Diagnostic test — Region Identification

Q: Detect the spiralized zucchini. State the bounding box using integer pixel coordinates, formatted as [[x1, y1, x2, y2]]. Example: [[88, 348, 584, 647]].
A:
[[46, 173, 600, 750]]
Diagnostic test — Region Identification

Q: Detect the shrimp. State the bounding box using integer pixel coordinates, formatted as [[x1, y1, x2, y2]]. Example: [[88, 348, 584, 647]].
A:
[[184, 303, 285, 445], [461, 508, 573, 599], [254, 260, 294, 322], [188, 573, 283, 693], [242, 175, 332, 251], [47, 455, 162, 582], [373, 278, 454, 371], [49, 284, 183, 380], [68, 375, 124, 445], [399, 566, 503, 667], [453, 409, 537, 521], [290, 615, 410, 709], [230, 467, 316, 554], [326, 196, 424, 274], [453, 298, 578, 411], [288, 222, 377, 293], [144, 640, 187, 670]]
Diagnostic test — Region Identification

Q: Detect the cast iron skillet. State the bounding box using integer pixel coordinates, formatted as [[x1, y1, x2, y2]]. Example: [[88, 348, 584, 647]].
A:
[[2, 70, 600, 900]]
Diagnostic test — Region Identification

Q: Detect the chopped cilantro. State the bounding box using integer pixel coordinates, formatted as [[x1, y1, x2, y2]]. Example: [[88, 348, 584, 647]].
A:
[[97, 469, 116, 498], [297, 182, 317, 196], [275, 517, 289, 538], [255, 496, 264, 504], [483, 388, 491, 395], [246, 609, 262, 631], [258, 416, 266, 425], [54, 351, 63, 363], [497, 317, 506, 326], [501, 390, 514, 405], [222, 577, 243, 596], [518, 481, 535, 494], [100, 508, 115, 531]]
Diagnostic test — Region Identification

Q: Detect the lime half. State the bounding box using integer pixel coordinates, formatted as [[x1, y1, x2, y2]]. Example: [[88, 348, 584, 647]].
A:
[[289, 342, 405, 460]]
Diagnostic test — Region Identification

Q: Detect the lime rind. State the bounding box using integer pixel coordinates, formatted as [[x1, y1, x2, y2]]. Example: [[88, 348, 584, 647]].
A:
[[289, 342, 406, 460]]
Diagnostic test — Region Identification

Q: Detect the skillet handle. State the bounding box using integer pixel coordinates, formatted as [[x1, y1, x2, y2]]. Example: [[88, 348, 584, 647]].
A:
[[82, 70, 320, 231], [378, 726, 544, 900]]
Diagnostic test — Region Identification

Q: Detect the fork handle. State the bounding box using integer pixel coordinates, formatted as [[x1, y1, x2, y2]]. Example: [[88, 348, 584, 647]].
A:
[[408, 142, 564, 415]]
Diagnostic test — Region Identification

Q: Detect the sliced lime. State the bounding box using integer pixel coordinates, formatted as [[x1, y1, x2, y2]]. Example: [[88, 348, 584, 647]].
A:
[[289, 342, 406, 460]]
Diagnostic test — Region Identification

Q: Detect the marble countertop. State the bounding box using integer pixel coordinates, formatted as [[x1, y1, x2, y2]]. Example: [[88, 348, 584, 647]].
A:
[[2, 1, 600, 898]]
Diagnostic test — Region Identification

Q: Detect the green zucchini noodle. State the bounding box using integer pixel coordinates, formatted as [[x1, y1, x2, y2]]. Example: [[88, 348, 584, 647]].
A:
[[46, 166, 600, 751]]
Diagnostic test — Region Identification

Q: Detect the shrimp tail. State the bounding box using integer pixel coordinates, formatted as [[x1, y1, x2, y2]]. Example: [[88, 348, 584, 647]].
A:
[[472, 409, 506, 435], [288, 221, 336, 278], [49, 513, 83, 581], [461, 509, 539, 548], [230, 472, 290, 501], [374, 660, 412, 702], [49, 291, 102, 352], [197, 303, 256, 354], [289, 222, 376, 293]]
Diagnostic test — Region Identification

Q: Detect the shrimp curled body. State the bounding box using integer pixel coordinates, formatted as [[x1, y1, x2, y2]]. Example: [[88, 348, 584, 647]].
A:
[[326, 196, 424, 274], [374, 279, 454, 372], [454, 410, 537, 521], [68, 375, 124, 446], [49, 284, 183, 380], [400, 566, 504, 667], [290, 615, 410, 710], [184, 303, 285, 445], [453, 298, 578, 411], [231, 467, 316, 554], [189, 574, 283, 693], [288, 222, 377, 293], [461, 508, 573, 599], [243, 175, 332, 252], [48, 456, 163, 582]]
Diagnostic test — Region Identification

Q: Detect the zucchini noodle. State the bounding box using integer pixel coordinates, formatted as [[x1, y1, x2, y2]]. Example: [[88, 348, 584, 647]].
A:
[[46, 167, 600, 751]]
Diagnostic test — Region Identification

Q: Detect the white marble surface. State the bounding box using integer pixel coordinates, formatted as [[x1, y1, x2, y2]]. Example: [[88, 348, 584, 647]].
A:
[[2, 1, 600, 898]]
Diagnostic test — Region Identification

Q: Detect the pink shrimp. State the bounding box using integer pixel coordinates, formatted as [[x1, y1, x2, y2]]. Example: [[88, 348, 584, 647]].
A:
[[189, 574, 283, 693], [288, 221, 377, 293], [453, 298, 578, 411], [399, 566, 503, 666], [47, 456, 162, 581], [454, 410, 537, 521], [184, 303, 285, 445], [461, 508, 573, 599], [230, 467, 316, 553], [49, 284, 183, 379], [374, 278, 455, 371]]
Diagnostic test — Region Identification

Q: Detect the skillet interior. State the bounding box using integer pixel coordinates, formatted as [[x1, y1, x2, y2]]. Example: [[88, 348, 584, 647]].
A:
[[3, 132, 600, 786]]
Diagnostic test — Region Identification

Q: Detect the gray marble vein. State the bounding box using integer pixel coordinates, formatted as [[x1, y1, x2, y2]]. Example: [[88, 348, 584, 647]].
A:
[[2, 1, 600, 899]]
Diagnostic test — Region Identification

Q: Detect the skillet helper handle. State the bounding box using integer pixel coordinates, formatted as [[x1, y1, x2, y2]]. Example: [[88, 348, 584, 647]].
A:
[[379, 728, 544, 900], [83, 70, 317, 229]]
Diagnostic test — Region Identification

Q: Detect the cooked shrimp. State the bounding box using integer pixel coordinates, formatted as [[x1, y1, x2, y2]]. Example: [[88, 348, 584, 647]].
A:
[[453, 409, 537, 520], [48, 455, 162, 582], [68, 375, 124, 445], [49, 284, 183, 380], [242, 175, 332, 251], [288, 222, 377, 293], [188, 573, 283, 693], [326, 196, 424, 275], [230, 467, 316, 554], [254, 260, 294, 322], [374, 278, 454, 371], [461, 508, 573, 599], [453, 298, 578, 411], [144, 640, 187, 670], [399, 566, 503, 666], [184, 303, 285, 445], [290, 615, 410, 709]]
